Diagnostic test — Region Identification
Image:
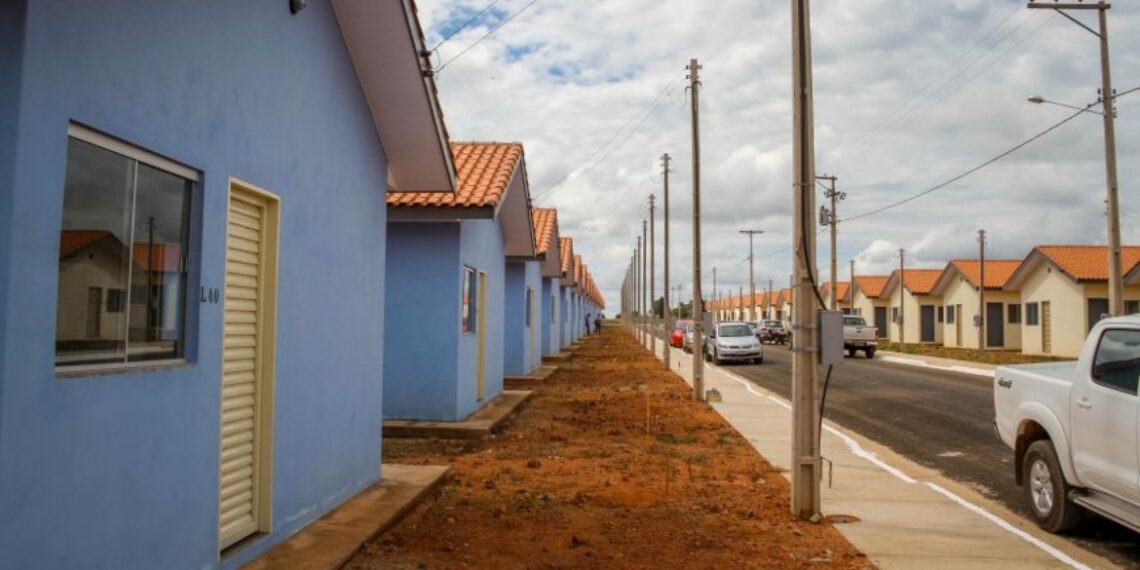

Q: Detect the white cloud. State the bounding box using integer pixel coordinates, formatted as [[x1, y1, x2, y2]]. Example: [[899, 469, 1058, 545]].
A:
[[418, 0, 1140, 307]]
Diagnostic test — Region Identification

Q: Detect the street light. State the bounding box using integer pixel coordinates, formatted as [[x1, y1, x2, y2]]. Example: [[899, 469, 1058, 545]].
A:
[[1028, 0, 1123, 316], [1026, 95, 1105, 116]]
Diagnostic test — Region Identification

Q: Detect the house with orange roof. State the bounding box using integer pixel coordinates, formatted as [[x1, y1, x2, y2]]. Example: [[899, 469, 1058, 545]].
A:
[[558, 237, 577, 348], [883, 269, 944, 344], [532, 208, 564, 355], [385, 141, 537, 421], [1, 1, 459, 566], [779, 288, 795, 324], [820, 281, 851, 314], [850, 275, 891, 339], [931, 259, 1023, 350], [1005, 245, 1140, 357]]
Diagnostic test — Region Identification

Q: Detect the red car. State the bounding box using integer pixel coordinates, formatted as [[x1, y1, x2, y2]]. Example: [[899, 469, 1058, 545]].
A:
[[670, 320, 692, 348]]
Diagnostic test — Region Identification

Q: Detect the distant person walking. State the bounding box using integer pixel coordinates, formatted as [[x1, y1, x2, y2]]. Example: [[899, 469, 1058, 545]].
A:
[[594, 314, 602, 334]]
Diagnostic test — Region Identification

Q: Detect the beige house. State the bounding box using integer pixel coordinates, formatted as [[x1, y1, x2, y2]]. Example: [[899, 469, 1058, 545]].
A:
[[1005, 245, 1140, 357], [883, 269, 944, 344], [850, 275, 890, 338], [819, 281, 852, 313], [931, 259, 1022, 351]]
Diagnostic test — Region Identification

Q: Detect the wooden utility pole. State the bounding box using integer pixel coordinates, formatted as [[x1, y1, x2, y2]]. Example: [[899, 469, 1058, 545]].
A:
[[1028, 1, 1121, 315], [688, 58, 704, 401], [661, 153, 672, 364], [642, 219, 648, 343], [767, 279, 774, 320], [740, 230, 764, 322], [978, 229, 987, 353], [635, 236, 641, 341], [790, 0, 821, 521], [898, 249, 906, 345], [816, 175, 844, 311], [649, 196, 657, 354], [849, 259, 856, 313]]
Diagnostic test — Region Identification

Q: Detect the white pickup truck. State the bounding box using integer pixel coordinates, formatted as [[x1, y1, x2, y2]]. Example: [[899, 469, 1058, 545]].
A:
[[843, 315, 877, 358], [994, 316, 1140, 534]]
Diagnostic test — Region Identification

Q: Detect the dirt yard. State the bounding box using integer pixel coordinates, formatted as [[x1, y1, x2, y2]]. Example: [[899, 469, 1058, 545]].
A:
[[878, 342, 1066, 365], [347, 326, 873, 569]]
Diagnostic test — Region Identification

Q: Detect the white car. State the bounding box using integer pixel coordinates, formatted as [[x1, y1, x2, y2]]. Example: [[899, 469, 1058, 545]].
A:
[[994, 315, 1140, 533], [704, 321, 763, 365]]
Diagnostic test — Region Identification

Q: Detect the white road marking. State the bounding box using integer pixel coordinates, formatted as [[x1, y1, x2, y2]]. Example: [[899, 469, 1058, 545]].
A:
[[711, 365, 1090, 570], [880, 355, 994, 378]]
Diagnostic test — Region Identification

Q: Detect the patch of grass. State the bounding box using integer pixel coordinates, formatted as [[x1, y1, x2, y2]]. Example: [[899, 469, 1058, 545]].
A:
[[656, 433, 698, 445], [878, 342, 1068, 365]]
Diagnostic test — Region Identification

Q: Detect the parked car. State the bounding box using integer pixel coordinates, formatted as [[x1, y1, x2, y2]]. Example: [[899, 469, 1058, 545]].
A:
[[704, 321, 763, 365], [994, 315, 1140, 534], [757, 320, 789, 345], [671, 319, 692, 348], [843, 315, 878, 358]]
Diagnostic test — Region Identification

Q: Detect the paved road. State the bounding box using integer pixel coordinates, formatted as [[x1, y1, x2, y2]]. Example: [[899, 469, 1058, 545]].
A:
[[729, 344, 1140, 568]]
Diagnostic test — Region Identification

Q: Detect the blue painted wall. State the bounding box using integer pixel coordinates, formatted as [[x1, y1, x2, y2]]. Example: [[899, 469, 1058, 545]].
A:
[[0, 0, 28, 440], [383, 223, 460, 420], [503, 261, 542, 376], [457, 218, 505, 418], [0, 2, 388, 568], [541, 278, 561, 356], [560, 288, 572, 348]]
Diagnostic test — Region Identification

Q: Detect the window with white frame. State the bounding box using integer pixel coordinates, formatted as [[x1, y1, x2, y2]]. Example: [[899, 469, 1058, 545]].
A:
[[524, 287, 533, 327], [56, 125, 195, 368], [462, 266, 477, 334]]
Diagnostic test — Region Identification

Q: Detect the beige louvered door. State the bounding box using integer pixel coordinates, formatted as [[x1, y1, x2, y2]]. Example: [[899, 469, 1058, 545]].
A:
[[219, 185, 277, 550]]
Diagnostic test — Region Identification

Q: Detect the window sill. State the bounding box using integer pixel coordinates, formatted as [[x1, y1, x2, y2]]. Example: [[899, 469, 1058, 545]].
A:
[[55, 359, 193, 379]]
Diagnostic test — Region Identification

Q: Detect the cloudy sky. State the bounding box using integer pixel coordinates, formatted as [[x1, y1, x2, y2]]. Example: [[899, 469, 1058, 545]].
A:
[[416, 0, 1140, 309]]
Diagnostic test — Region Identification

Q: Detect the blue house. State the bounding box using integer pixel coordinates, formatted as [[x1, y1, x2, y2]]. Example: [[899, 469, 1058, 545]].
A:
[[385, 142, 536, 421], [0, 1, 456, 568], [558, 238, 578, 348], [532, 208, 564, 356]]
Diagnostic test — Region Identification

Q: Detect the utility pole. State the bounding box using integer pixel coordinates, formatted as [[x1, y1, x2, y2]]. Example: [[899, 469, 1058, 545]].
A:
[[636, 236, 642, 341], [898, 249, 906, 345], [738, 286, 744, 320], [767, 279, 774, 320], [978, 229, 987, 353], [790, 0, 821, 521], [712, 265, 718, 322], [642, 220, 648, 344], [649, 195, 657, 355], [849, 259, 856, 313], [688, 57, 704, 402], [816, 175, 845, 311], [661, 153, 672, 364], [740, 230, 764, 322], [1029, 1, 1122, 315]]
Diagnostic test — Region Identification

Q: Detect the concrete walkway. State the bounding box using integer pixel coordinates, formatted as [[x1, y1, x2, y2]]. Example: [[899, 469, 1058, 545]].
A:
[[635, 331, 1115, 570], [875, 349, 998, 378], [241, 464, 451, 570]]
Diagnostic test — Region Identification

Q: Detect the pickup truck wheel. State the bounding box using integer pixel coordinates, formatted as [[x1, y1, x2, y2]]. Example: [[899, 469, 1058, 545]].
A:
[[847, 347, 856, 358], [1024, 440, 1083, 533], [865, 347, 876, 359]]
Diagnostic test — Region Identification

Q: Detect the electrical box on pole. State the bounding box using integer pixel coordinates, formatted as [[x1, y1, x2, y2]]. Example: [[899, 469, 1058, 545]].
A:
[[818, 311, 844, 366]]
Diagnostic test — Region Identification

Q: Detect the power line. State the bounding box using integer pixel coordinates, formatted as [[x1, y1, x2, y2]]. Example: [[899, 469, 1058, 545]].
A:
[[429, 0, 503, 53], [534, 75, 685, 203], [842, 102, 1093, 223], [823, 9, 1044, 173], [435, 0, 541, 73]]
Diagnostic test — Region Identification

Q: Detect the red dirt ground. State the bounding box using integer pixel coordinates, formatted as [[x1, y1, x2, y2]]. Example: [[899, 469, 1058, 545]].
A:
[[346, 325, 873, 569]]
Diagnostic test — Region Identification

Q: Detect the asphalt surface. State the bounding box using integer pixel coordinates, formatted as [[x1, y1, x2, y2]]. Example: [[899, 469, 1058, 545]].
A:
[[728, 344, 1140, 568]]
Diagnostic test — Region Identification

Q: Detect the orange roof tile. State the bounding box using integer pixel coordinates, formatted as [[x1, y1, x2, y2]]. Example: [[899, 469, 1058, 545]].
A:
[[60, 230, 113, 258], [573, 255, 583, 285], [854, 275, 889, 298], [1035, 245, 1140, 281], [820, 281, 850, 302], [388, 142, 522, 208], [531, 208, 558, 256], [559, 238, 574, 275], [889, 269, 942, 295], [948, 259, 1021, 289]]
